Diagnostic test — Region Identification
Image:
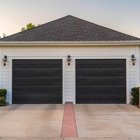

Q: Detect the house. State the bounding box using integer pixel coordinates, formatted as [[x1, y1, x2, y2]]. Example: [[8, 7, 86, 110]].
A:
[[0, 15, 140, 104]]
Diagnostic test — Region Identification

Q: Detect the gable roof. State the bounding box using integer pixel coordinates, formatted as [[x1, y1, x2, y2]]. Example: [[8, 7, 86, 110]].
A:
[[0, 15, 140, 41]]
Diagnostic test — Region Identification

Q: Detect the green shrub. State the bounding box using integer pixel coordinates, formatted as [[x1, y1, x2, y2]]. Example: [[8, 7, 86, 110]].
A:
[[0, 89, 7, 106], [0, 89, 7, 98], [0, 96, 6, 106], [130, 87, 139, 105]]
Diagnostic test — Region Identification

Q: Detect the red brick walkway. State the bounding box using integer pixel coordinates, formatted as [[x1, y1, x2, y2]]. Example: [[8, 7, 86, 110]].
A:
[[61, 103, 78, 138]]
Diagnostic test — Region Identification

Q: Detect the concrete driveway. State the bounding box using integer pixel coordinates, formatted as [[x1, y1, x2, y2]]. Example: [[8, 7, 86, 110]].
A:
[[74, 104, 140, 139], [0, 104, 64, 138], [0, 104, 140, 140]]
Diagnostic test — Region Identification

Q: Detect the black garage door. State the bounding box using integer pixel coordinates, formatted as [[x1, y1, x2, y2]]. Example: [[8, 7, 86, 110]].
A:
[[76, 59, 126, 104], [12, 59, 62, 104]]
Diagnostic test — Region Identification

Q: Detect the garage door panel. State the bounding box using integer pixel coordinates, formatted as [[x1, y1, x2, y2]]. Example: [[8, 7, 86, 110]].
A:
[[13, 86, 25, 92], [101, 60, 112, 66], [38, 61, 49, 67], [76, 60, 88, 67], [89, 86, 100, 93], [114, 82, 125, 85], [38, 69, 49, 75], [101, 77, 113, 83], [88, 60, 100, 64], [114, 86, 126, 93], [77, 76, 87, 81], [114, 69, 125, 74], [76, 59, 126, 104], [101, 94, 114, 103], [114, 94, 126, 103], [38, 86, 49, 92], [114, 77, 125, 82], [89, 69, 100, 75], [25, 61, 38, 68], [25, 69, 38, 75], [26, 78, 37, 84], [89, 77, 100, 83], [77, 69, 88, 76], [77, 86, 88, 93], [12, 59, 62, 104], [13, 78, 25, 85], [13, 61, 25, 68], [77, 91, 87, 94], [50, 86, 62, 92], [50, 69, 62, 75], [114, 60, 125, 65], [101, 86, 113, 93], [38, 78, 49, 83], [13, 95, 25, 102], [49, 60, 62, 68], [50, 77, 62, 83], [88, 60, 100, 67], [88, 94, 101, 103], [26, 86, 37, 92], [13, 100, 24, 104], [13, 70, 24, 76], [16, 93, 46, 102], [100, 69, 113, 75], [76, 95, 89, 104]]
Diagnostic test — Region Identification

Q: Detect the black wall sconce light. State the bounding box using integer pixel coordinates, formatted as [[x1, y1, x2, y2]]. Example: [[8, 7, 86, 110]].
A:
[[2, 55, 7, 66], [131, 55, 136, 65], [67, 55, 71, 66]]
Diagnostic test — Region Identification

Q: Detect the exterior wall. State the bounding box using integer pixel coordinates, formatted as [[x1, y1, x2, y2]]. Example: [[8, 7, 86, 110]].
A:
[[0, 45, 139, 104]]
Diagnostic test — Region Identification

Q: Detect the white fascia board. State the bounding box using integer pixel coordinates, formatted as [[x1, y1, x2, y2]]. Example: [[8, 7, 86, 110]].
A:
[[0, 41, 140, 46]]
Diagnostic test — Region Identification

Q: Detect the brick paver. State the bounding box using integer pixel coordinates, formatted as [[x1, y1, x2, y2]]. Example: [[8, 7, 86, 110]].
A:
[[61, 103, 78, 138]]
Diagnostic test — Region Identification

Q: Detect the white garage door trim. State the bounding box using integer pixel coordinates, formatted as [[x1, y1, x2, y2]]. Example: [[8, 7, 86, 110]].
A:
[[9, 56, 66, 104], [73, 57, 129, 104]]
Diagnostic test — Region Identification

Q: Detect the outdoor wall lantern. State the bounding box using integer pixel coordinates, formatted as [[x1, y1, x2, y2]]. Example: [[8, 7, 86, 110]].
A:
[[131, 55, 136, 65], [67, 55, 71, 66], [2, 55, 7, 66]]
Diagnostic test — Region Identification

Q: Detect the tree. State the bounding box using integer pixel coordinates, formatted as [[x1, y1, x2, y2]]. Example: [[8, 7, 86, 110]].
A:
[[3, 33, 6, 38], [21, 27, 26, 32], [0, 33, 6, 38], [26, 23, 36, 30], [21, 23, 36, 31]]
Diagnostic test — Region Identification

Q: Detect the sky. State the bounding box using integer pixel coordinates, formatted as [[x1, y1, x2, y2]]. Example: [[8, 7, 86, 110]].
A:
[[0, 0, 140, 38]]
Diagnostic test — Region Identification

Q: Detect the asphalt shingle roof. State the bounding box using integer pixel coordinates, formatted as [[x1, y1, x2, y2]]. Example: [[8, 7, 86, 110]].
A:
[[1, 15, 140, 41]]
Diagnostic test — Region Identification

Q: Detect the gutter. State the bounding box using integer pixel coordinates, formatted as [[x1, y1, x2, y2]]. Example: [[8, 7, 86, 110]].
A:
[[0, 41, 140, 46]]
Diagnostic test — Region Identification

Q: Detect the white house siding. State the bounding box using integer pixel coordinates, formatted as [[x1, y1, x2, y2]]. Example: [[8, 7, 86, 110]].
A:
[[0, 45, 139, 104]]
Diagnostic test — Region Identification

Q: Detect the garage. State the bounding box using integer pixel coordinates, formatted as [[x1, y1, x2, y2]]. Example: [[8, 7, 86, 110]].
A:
[[1, 15, 140, 105], [76, 59, 126, 104], [12, 59, 62, 104]]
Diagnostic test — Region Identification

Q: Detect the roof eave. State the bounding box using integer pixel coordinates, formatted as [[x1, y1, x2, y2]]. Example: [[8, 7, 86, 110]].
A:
[[0, 41, 140, 46]]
